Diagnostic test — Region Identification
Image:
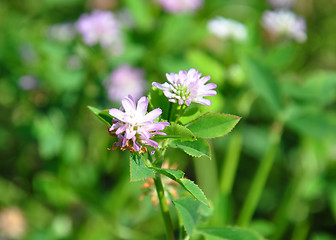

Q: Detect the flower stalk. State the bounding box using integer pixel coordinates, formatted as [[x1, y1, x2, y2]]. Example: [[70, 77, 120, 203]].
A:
[[154, 174, 175, 240]]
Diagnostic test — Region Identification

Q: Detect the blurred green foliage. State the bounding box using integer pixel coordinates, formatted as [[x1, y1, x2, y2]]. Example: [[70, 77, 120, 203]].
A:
[[0, 0, 335, 239]]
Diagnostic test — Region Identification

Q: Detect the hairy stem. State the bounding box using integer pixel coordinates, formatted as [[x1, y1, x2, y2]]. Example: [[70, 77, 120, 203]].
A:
[[154, 174, 175, 240]]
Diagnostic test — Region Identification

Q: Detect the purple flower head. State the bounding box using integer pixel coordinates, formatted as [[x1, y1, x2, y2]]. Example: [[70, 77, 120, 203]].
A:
[[109, 95, 169, 154], [152, 69, 217, 106], [76, 10, 123, 53], [106, 65, 147, 102], [157, 0, 203, 13], [262, 10, 307, 43]]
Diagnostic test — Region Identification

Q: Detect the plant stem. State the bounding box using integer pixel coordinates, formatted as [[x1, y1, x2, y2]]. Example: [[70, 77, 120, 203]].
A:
[[220, 132, 243, 195], [174, 105, 185, 124], [178, 211, 184, 240], [167, 102, 173, 122], [272, 175, 301, 240], [213, 132, 242, 225], [154, 174, 175, 240], [237, 122, 283, 227]]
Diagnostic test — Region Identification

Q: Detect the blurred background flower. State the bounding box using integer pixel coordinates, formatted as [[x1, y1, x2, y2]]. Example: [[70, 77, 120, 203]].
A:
[[76, 10, 123, 54], [47, 23, 76, 43], [207, 17, 248, 42], [262, 10, 307, 42], [18, 75, 39, 91], [105, 65, 147, 102], [157, 0, 203, 13]]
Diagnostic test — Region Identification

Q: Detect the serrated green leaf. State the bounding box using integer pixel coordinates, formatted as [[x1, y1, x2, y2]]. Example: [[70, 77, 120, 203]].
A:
[[197, 227, 264, 240], [130, 155, 154, 182], [242, 56, 282, 113], [153, 123, 196, 141], [87, 106, 113, 126], [169, 138, 211, 159], [178, 179, 208, 206], [187, 113, 241, 139], [151, 168, 209, 206], [150, 167, 185, 180], [173, 197, 202, 236]]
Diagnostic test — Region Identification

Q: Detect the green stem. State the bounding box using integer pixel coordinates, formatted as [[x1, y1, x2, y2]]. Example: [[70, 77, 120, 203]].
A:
[[291, 220, 310, 240], [178, 210, 184, 240], [272, 175, 301, 240], [237, 122, 283, 227], [174, 105, 185, 124], [213, 132, 242, 225], [167, 102, 173, 122], [220, 132, 243, 195], [154, 174, 175, 240]]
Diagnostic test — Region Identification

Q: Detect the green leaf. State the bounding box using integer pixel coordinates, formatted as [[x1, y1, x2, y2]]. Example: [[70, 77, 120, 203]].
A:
[[130, 155, 155, 182], [197, 227, 264, 240], [169, 138, 211, 159], [150, 167, 185, 180], [187, 113, 241, 139], [264, 43, 295, 71], [33, 172, 78, 207], [179, 105, 208, 125], [87, 106, 113, 126], [148, 88, 171, 120], [178, 179, 208, 206], [0, 178, 26, 204], [242, 56, 282, 113], [285, 71, 336, 106], [285, 105, 336, 138], [150, 168, 208, 206], [153, 123, 196, 141], [173, 197, 202, 236]]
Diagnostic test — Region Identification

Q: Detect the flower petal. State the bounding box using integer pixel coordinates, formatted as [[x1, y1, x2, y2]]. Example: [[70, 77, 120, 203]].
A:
[[125, 128, 136, 139], [141, 108, 162, 123], [122, 96, 136, 114], [109, 108, 125, 121], [136, 96, 148, 116]]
